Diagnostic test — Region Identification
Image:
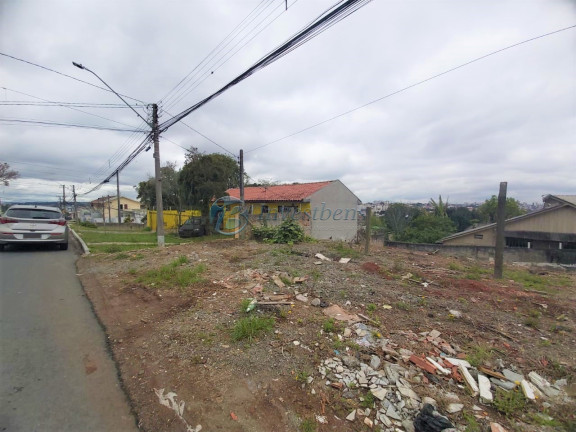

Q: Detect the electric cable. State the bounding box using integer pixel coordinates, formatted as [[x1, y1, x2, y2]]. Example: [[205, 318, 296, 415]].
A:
[[0, 52, 147, 104], [246, 23, 576, 153]]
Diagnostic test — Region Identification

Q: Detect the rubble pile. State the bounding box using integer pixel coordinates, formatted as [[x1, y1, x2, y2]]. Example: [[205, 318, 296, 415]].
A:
[[316, 324, 572, 431]]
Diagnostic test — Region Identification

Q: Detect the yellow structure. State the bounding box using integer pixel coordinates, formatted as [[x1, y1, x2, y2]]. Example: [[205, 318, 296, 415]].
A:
[[147, 210, 201, 231]]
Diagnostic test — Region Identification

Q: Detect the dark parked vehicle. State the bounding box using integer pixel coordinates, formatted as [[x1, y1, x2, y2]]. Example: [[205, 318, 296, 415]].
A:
[[0, 205, 69, 250], [178, 217, 205, 238]]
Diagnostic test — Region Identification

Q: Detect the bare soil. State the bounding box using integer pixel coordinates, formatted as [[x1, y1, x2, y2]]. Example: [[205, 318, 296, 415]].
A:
[[76, 239, 576, 431]]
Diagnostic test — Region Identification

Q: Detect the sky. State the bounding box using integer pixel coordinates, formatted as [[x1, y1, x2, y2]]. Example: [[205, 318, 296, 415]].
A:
[[1, 0, 575, 206]]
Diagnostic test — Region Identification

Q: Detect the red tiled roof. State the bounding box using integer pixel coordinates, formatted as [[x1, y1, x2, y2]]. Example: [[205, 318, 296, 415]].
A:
[[227, 181, 333, 202]]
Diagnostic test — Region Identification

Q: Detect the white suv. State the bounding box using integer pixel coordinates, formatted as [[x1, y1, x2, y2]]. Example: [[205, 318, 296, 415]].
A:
[[0, 205, 69, 251]]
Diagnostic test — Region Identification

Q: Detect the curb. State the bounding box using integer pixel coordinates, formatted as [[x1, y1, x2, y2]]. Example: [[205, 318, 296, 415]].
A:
[[70, 228, 90, 255]]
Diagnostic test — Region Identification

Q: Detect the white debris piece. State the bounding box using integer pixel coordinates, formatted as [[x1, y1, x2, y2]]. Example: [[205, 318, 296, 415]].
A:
[[154, 388, 202, 432], [528, 371, 560, 398], [459, 365, 479, 396], [521, 380, 536, 400], [346, 410, 356, 421], [426, 357, 450, 375], [315, 253, 331, 261], [478, 374, 493, 403]]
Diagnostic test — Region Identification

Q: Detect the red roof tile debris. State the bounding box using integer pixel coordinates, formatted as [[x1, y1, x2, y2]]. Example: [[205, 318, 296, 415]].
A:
[[227, 181, 333, 202]]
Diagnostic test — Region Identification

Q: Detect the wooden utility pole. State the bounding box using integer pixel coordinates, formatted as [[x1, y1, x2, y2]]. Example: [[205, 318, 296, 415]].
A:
[[152, 104, 165, 247], [365, 207, 372, 254], [494, 182, 507, 279], [239, 149, 244, 202]]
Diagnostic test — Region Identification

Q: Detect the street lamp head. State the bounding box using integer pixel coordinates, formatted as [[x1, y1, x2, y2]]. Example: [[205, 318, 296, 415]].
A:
[[72, 61, 85, 70]]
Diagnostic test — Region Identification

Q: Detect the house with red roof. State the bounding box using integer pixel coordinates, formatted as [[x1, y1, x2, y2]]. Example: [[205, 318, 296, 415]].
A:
[[226, 180, 361, 241]]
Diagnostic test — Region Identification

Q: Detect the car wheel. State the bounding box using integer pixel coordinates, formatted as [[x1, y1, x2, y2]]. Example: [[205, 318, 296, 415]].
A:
[[0, 244, 4, 251], [60, 243, 69, 250]]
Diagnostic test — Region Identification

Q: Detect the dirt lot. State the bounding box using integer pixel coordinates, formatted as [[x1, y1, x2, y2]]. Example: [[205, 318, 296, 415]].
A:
[[76, 239, 576, 431]]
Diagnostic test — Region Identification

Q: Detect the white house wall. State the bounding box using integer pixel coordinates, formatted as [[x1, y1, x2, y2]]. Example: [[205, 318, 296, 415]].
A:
[[308, 180, 360, 241]]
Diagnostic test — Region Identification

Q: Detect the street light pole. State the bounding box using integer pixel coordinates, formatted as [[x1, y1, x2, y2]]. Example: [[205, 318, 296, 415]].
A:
[[73, 61, 166, 246]]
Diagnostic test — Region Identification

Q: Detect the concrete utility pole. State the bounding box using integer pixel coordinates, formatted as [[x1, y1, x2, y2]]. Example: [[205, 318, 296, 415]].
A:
[[494, 182, 507, 279], [62, 185, 66, 213], [152, 104, 165, 247], [116, 171, 121, 226], [239, 149, 244, 202], [107, 195, 111, 224], [72, 185, 78, 221]]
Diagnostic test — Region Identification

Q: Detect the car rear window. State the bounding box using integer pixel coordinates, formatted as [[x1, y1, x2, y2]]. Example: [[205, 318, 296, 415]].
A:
[[6, 208, 62, 220]]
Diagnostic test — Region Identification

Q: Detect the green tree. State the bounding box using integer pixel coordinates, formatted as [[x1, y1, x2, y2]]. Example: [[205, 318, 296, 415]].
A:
[[429, 195, 448, 217], [478, 195, 524, 223], [384, 203, 422, 239], [135, 162, 182, 210], [178, 153, 240, 215], [0, 162, 19, 186], [447, 206, 479, 232], [398, 213, 456, 243]]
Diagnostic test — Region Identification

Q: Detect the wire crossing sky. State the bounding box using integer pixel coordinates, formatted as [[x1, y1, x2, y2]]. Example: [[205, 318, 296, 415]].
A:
[[1, 0, 574, 204]]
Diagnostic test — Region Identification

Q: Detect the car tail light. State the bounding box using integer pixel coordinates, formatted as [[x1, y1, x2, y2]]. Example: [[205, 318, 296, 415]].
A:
[[0, 217, 17, 224], [49, 219, 67, 226]]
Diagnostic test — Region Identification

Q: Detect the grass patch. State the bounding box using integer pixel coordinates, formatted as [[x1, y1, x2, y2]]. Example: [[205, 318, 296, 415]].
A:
[[231, 315, 275, 341], [91, 244, 156, 253], [360, 391, 376, 408], [493, 388, 526, 417], [465, 265, 490, 280], [366, 303, 377, 313], [323, 318, 338, 333], [466, 343, 494, 368], [395, 301, 411, 311], [299, 418, 317, 432], [505, 269, 570, 292], [137, 257, 206, 289], [331, 242, 362, 259], [448, 262, 463, 271], [462, 411, 481, 432]]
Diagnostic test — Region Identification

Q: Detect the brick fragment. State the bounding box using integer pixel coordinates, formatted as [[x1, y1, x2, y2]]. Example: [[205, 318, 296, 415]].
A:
[[409, 355, 436, 374]]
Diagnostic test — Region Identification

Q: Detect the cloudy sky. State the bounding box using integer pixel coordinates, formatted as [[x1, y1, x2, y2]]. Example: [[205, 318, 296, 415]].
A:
[[1, 0, 574, 206]]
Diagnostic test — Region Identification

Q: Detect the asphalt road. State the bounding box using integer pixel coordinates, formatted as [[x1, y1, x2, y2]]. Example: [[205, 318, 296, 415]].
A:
[[0, 242, 138, 432]]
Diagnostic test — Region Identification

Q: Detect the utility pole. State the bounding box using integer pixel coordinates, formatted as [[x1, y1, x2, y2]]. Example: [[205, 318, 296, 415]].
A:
[[239, 149, 244, 202], [72, 185, 78, 221], [62, 185, 66, 213], [494, 182, 507, 279], [116, 171, 121, 226], [365, 207, 372, 254], [152, 103, 165, 247], [107, 195, 111, 224]]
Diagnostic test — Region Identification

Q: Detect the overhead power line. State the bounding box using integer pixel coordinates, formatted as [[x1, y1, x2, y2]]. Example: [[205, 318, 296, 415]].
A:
[[163, 0, 294, 111], [0, 52, 147, 104], [246, 23, 576, 153], [159, 0, 372, 132], [0, 118, 145, 133]]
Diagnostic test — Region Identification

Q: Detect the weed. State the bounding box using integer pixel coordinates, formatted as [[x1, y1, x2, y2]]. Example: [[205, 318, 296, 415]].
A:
[[114, 252, 130, 260], [332, 242, 362, 259], [137, 262, 206, 289], [295, 370, 310, 383], [392, 260, 403, 273], [310, 269, 321, 282], [417, 297, 428, 307], [130, 253, 145, 260], [332, 339, 344, 350], [462, 411, 481, 432], [466, 343, 494, 368], [239, 298, 253, 314], [493, 388, 526, 417], [323, 318, 337, 333], [360, 391, 375, 408], [448, 262, 463, 271], [280, 275, 293, 286], [299, 418, 316, 432], [504, 269, 571, 292], [128, 268, 137, 275], [528, 412, 562, 427], [231, 315, 275, 341], [395, 301, 410, 311], [366, 303, 377, 313], [524, 316, 540, 329], [539, 339, 552, 347]]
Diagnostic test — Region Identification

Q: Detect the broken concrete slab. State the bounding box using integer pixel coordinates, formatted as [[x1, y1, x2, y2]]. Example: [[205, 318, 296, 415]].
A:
[[314, 253, 331, 261], [503, 369, 524, 384], [478, 374, 493, 404], [528, 371, 561, 398], [521, 379, 536, 400], [459, 365, 479, 396]]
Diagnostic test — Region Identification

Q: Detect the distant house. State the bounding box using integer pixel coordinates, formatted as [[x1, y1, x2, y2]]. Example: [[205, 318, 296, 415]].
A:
[[441, 194, 576, 250], [226, 180, 361, 241], [89, 196, 144, 223]]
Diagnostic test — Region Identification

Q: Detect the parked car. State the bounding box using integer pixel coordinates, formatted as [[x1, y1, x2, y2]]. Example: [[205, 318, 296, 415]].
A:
[[178, 216, 205, 238], [0, 205, 69, 250]]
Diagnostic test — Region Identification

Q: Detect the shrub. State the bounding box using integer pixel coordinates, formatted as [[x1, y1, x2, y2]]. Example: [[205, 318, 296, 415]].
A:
[[251, 225, 277, 241], [252, 219, 305, 244]]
